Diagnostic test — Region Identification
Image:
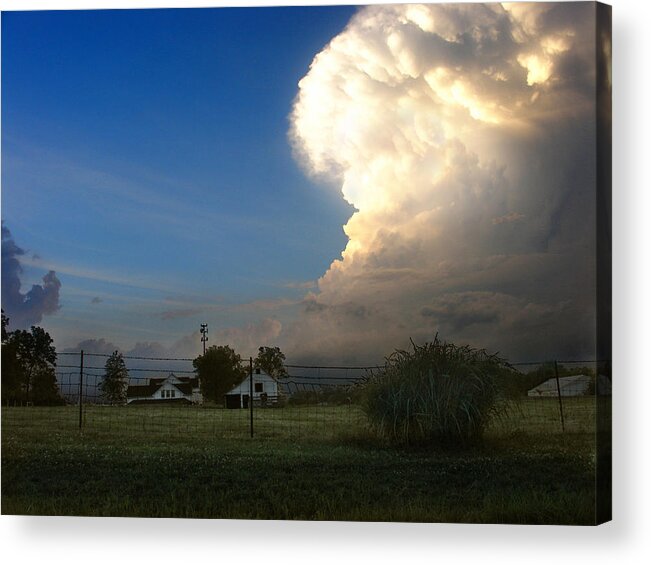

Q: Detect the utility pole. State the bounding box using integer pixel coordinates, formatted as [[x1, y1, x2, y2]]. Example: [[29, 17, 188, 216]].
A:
[[200, 323, 208, 355]]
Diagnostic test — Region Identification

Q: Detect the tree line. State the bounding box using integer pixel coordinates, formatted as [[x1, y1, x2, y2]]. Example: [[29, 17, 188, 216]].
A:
[[97, 344, 289, 405], [2, 311, 288, 407], [2, 310, 64, 405], [193, 345, 288, 403]]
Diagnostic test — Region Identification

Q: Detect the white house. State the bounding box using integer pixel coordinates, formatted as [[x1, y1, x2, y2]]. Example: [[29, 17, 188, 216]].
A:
[[126, 373, 202, 404], [224, 369, 281, 408]]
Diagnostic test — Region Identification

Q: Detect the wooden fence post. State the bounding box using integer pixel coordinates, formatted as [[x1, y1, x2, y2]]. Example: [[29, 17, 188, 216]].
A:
[[78, 350, 84, 430], [249, 357, 254, 438]]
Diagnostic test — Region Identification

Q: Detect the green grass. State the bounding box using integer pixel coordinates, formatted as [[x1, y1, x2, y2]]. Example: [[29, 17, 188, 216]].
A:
[[2, 404, 369, 441], [1, 401, 605, 524], [490, 397, 599, 435]]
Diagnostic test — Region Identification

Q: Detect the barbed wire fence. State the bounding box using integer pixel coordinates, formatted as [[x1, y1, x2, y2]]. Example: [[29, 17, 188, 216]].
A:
[[2, 351, 611, 441], [497, 360, 611, 436]]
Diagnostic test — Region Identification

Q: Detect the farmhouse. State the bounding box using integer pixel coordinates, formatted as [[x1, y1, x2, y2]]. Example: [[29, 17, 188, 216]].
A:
[[224, 369, 282, 408], [126, 373, 202, 404], [527, 374, 593, 397]]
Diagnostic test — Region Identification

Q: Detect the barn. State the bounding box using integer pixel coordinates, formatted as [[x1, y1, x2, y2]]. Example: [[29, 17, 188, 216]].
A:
[[224, 369, 281, 408], [126, 373, 202, 404], [527, 374, 592, 397]]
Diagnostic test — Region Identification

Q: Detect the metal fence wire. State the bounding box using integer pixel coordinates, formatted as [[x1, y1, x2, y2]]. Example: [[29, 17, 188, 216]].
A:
[[1, 352, 611, 440]]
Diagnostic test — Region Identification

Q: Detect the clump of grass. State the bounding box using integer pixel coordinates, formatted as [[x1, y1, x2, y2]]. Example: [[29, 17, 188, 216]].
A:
[[362, 336, 510, 447]]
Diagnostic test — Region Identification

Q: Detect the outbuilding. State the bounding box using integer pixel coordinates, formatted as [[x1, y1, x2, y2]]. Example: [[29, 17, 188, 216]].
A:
[[224, 369, 281, 408], [527, 374, 592, 397]]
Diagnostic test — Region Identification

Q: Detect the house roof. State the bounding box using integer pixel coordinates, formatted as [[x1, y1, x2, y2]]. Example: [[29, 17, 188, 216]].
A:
[[173, 382, 196, 395], [126, 382, 162, 398], [128, 397, 193, 405], [126, 373, 199, 398], [528, 374, 592, 395], [227, 371, 279, 394]]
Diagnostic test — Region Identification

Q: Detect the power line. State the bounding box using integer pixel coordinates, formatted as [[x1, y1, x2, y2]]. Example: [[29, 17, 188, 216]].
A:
[[58, 352, 195, 361], [284, 364, 380, 370], [55, 364, 196, 374], [57, 351, 607, 369]]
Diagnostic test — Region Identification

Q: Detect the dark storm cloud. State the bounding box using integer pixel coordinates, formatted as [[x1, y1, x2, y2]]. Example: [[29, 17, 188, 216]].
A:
[[421, 292, 501, 331], [1, 223, 62, 329], [64, 338, 118, 356]]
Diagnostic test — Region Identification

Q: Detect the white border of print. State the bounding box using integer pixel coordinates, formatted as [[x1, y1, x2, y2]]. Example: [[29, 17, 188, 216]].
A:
[[0, 1, 648, 565]]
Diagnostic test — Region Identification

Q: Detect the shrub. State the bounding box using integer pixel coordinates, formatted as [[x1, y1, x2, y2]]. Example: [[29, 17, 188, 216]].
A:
[[362, 336, 510, 447]]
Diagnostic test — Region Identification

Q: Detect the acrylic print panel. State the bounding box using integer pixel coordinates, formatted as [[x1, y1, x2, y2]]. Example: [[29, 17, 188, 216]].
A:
[[1, 2, 611, 524]]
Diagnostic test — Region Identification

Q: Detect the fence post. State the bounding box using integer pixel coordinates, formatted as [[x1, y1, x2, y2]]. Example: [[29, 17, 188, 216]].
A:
[[249, 357, 254, 438], [554, 360, 565, 432], [78, 350, 84, 430]]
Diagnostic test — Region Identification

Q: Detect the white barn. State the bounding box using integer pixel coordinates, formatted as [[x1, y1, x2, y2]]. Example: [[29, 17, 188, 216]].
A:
[[126, 373, 202, 404], [224, 370, 281, 408], [527, 374, 592, 397]]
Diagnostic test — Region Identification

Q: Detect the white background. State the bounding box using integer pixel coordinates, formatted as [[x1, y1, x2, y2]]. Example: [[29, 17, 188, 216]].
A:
[[0, 0, 649, 563]]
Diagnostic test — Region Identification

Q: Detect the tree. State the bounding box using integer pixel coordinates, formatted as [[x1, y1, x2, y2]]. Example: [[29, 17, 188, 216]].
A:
[[1, 310, 22, 403], [31, 362, 64, 406], [193, 345, 247, 404], [254, 346, 288, 379], [2, 309, 9, 342], [2, 323, 63, 405], [100, 350, 129, 404]]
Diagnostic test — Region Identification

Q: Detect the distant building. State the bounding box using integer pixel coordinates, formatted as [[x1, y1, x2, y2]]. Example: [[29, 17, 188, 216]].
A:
[[224, 370, 282, 408], [527, 374, 593, 397], [126, 373, 201, 404]]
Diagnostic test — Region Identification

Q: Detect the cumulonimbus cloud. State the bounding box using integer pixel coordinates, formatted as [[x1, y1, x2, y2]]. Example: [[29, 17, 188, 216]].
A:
[[286, 3, 606, 363], [1, 223, 62, 329]]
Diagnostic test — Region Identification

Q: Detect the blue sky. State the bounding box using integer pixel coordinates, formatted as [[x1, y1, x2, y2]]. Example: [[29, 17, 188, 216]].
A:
[[2, 6, 357, 352]]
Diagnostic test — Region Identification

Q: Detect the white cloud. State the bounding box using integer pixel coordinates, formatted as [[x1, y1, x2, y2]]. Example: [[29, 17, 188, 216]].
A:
[[286, 3, 601, 363]]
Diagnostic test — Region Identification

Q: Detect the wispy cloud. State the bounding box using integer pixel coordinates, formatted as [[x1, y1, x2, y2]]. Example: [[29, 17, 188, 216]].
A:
[[283, 280, 317, 290], [5, 142, 280, 242], [21, 255, 180, 294], [153, 297, 299, 321], [230, 297, 299, 312], [158, 308, 204, 321]]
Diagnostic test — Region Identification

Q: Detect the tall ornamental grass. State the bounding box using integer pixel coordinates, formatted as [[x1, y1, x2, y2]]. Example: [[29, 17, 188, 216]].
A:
[[362, 337, 510, 447]]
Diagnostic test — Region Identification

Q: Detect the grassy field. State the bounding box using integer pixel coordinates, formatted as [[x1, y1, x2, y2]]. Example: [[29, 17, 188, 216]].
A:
[[1, 397, 597, 439], [1, 400, 606, 524]]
